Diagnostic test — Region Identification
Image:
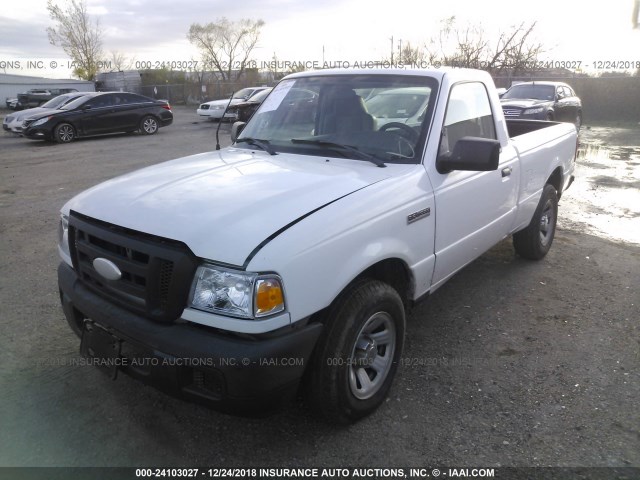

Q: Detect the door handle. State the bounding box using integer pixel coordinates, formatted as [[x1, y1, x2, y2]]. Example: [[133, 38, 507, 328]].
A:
[[501, 167, 512, 177]]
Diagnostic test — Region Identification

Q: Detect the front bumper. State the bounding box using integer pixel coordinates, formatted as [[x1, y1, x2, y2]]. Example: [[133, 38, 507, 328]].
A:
[[197, 108, 224, 118], [58, 262, 323, 414], [23, 126, 50, 140]]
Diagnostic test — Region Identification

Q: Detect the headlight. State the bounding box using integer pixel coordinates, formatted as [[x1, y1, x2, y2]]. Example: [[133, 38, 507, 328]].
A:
[[31, 116, 50, 127], [58, 214, 70, 256], [189, 264, 285, 319], [523, 107, 544, 115]]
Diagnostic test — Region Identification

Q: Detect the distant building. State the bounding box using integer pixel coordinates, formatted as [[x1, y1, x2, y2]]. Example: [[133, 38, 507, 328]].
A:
[[0, 73, 95, 103], [95, 70, 142, 94]]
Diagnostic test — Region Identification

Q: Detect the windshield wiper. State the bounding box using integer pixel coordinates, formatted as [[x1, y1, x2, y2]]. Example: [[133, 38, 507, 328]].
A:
[[290, 139, 386, 168], [235, 137, 277, 155]]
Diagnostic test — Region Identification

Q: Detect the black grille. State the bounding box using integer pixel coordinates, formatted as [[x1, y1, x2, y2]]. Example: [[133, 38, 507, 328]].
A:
[[68, 211, 198, 323]]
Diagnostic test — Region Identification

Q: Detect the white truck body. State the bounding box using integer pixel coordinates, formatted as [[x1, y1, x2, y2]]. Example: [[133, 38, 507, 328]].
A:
[[58, 68, 577, 421]]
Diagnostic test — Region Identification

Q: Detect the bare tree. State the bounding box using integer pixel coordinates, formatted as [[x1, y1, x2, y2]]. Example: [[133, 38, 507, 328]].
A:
[[398, 42, 428, 66], [424, 17, 544, 75], [46, 0, 104, 80], [187, 18, 264, 82], [108, 50, 135, 71]]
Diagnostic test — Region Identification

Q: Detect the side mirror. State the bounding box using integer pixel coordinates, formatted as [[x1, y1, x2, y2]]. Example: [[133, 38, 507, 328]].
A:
[[437, 137, 500, 173], [82, 104, 92, 110], [230, 121, 246, 143]]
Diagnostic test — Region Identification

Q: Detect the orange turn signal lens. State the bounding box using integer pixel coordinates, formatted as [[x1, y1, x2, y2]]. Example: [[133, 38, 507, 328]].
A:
[[255, 278, 285, 317]]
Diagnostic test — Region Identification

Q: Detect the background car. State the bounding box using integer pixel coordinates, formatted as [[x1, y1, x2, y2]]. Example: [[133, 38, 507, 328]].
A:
[[3, 92, 91, 134], [22, 92, 173, 143], [6, 98, 19, 110], [16, 88, 80, 109], [226, 87, 273, 122], [197, 87, 269, 120], [500, 81, 582, 129]]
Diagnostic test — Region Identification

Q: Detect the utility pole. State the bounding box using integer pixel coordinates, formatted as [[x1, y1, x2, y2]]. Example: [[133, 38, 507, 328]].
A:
[[389, 36, 394, 63]]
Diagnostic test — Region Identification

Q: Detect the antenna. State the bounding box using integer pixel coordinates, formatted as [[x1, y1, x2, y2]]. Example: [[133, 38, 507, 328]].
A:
[[216, 91, 235, 151]]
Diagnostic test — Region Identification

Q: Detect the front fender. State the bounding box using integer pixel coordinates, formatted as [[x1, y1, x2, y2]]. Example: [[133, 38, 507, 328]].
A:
[[247, 166, 436, 323]]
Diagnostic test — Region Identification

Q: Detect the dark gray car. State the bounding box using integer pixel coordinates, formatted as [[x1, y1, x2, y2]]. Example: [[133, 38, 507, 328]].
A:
[[500, 81, 582, 129]]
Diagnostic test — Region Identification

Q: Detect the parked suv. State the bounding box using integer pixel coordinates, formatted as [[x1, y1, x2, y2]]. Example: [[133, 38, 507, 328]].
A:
[[500, 81, 582, 129]]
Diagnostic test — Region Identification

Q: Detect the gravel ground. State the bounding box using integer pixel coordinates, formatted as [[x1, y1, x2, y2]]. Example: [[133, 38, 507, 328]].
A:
[[0, 107, 638, 471]]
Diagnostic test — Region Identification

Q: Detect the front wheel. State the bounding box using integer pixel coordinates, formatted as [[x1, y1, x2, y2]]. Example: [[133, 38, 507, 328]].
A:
[[54, 123, 76, 143], [307, 279, 405, 424], [513, 183, 558, 260], [140, 115, 159, 135]]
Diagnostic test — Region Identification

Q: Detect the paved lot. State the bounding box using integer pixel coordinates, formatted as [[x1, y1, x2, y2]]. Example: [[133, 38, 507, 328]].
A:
[[0, 107, 638, 469]]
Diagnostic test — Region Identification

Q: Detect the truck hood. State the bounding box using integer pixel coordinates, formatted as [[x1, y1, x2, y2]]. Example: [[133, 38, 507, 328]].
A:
[[63, 148, 393, 266], [500, 99, 551, 109]]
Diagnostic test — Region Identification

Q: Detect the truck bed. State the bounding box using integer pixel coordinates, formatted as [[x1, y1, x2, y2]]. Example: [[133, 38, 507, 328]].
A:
[[506, 119, 562, 138]]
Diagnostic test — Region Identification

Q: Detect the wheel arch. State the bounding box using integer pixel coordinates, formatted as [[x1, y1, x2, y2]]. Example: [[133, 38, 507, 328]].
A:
[[355, 258, 414, 308], [310, 257, 415, 327], [546, 166, 564, 199]]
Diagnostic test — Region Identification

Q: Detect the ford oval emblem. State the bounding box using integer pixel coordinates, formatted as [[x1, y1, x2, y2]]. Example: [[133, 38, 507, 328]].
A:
[[93, 258, 122, 281]]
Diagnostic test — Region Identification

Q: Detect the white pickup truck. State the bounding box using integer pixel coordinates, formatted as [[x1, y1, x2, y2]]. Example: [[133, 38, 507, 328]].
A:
[[58, 68, 577, 423]]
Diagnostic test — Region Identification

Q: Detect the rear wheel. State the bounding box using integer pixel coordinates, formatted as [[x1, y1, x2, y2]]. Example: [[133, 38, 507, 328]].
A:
[[140, 115, 159, 135], [513, 183, 558, 260], [307, 279, 405, 424], [54, 123, 76, 143]]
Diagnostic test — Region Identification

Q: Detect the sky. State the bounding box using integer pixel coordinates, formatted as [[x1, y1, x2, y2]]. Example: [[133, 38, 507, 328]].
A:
[[1, 0, 639, 79]]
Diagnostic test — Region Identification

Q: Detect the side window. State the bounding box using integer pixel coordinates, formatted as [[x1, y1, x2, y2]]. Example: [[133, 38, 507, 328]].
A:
[[123, 93, 148, 104], [439, 82, 496, 157], [86, 95, 113, 109]]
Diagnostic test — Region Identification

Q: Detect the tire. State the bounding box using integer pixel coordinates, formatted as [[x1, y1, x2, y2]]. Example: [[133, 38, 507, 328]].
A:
[[140, 115, 159, 135], [546, 112, 554, 121], [54, 123, 76, 143], [307, 279, 405, 424], [513, 184, 558, 260]]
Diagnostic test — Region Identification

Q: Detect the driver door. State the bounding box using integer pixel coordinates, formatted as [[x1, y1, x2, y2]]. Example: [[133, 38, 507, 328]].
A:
[[427, 81, 519, 288]]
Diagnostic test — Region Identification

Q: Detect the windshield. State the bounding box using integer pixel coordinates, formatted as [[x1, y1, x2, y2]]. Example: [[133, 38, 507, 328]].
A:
[[502, 84, 555, 101], [60, 95, 92, 110], [237, 75, 438, 164], [246, 88, 272, 103], [41, 94, 79, 109], [233, 88, 262, 100]]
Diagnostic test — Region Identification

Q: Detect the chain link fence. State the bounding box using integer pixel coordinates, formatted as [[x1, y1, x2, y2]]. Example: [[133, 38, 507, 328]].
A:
[[141, 81, 273, 106]]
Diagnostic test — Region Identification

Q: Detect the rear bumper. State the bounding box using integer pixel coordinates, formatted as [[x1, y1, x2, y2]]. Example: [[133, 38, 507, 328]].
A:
[[58, 262, 323, 414]]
